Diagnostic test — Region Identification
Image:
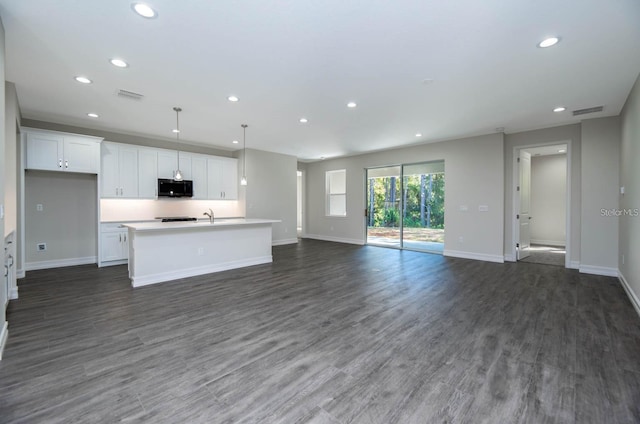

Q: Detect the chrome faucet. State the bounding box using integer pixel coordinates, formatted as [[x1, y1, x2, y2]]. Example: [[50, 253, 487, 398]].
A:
[[203, 208, 214, 223]]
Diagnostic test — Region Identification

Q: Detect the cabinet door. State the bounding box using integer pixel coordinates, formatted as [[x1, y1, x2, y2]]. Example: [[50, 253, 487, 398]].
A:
[[26, 133, 64, 171], [191, 155, 208, 199], [222, 158, 238, 200], [206, 157, 224, 199], [118, 146, 139, 198], [138, 148, 158, 198], [121, 231, 129, 260], [63, 136, 100, 173], [101, 142, 120, 197], [157, 150, 178, 179], [178, 152, 193, 180], [101, 232, 125, 262]]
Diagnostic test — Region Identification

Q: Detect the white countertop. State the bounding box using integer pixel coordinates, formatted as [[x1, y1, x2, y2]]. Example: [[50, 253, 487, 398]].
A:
[[122, 218, 280, 232]]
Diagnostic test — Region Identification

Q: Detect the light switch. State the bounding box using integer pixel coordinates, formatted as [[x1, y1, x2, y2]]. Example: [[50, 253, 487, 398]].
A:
[[459, 205, 468, 212], [621, 186, 625, 195], [37, 204, 44, 212], [479, 205, 489, 212]]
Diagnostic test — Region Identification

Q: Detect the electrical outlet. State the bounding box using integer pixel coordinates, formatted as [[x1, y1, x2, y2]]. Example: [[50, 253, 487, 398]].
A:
[[459, 236, 464, 243], [37, 242, 47, 251], [36, 204, 43, 212], [197, 247, 204, 256]]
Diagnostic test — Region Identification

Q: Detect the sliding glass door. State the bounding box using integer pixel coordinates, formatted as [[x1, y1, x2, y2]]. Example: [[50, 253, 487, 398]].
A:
[[366, 166, 402, 248], [366, 161, 445, 253]]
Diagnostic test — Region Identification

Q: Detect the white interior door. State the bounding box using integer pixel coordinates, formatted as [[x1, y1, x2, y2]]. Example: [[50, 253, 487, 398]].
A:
[[518, 151, 532, 259]]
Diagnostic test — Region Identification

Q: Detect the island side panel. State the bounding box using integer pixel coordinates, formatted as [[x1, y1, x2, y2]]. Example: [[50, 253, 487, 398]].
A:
[[128, 223, 273, 287]]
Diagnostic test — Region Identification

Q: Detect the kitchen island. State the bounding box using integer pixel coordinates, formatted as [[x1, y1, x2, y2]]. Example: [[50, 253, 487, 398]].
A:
[[122, 219, 280, 287]]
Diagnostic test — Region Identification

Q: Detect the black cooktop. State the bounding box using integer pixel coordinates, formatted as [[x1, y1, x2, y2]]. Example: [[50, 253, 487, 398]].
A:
[[156, 217, 198, 223]]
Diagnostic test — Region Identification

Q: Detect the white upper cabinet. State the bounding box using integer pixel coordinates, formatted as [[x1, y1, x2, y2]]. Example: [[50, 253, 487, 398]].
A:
[[157, 149, 178, 180], [25, 130, 101, 174], [207, 157, 238, 200], [191, 154, 208, 199], [101, 142, 138, 198], [138, 148, 158, 198]]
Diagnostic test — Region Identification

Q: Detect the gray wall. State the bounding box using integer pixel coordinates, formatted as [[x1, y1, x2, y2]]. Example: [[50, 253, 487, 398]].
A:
[[504, 124, 582, 266], [21, 118, 234, 158], [530, 154, 566, 246], [0, 17, 7, 351], [25, 171, 97, 267], [304, 133, 505, 262], [4, 82, 18, 237], [620, 73, 640, 309], [242, 148, 298, 244], [581, 117, 621, 272]]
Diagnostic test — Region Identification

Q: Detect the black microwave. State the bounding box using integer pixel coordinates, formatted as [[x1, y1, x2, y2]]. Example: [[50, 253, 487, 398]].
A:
[[157, 179, 193, 198]]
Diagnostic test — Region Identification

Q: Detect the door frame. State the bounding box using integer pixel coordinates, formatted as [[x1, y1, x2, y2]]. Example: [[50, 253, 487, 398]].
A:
[[364, 165, 404, 249], [511, 140, 572, 268]]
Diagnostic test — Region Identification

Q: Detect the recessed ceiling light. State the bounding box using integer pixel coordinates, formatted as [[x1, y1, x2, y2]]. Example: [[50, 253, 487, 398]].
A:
[[228, 95, 239, 102], [320, 156, 326, 160], [110, 58, 128, 68], [538, 37, 560, 48], [232, 140, 239, 144], [558, 149, 566, 153], [74, 76, 92, 84], [87, 113, 99, 118], [299, 118, 308, 123], [553, 106, 566, 113], [172, 129, 180, 133], [132, 3, 157, 18], [422, 79, 434, 85], [347, 102, 357, 108], [415, 133, 422, 137]]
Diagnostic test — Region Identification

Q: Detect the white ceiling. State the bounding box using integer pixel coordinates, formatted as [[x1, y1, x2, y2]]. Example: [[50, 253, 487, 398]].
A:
[[1, 0, 639, 161]]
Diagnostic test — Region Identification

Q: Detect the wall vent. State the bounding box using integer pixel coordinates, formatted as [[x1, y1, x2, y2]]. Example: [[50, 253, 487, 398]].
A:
[[116, 89, 144, 101], [572, 106, 603, 116]]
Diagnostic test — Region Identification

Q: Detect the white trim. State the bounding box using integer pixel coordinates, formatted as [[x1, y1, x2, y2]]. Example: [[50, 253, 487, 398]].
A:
[[444, 249, 504, 263], [0, 321, 8, 360], [569, 260, 580, 270], [618, 271, 640, 318], [303, 234, 365, 245], [530, 239, 565, 247], [579, 265, 618, 277], [99, 259, 127, 267], [504, 254, 516, 262], [9, 287, 19, 300], [25, 256, 97, 271], [132, 256, 272, 287], [16, 269, 25, 279], [272, 238, 298, 246]]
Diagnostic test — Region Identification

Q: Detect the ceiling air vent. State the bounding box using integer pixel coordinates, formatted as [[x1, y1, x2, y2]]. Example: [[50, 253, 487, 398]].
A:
[[572, 106, 603, 116], [116, 89, 144, 101]]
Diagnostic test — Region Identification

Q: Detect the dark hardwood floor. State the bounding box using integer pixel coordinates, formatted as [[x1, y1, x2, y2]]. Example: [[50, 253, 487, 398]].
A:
[[1, 239, 639, 423]]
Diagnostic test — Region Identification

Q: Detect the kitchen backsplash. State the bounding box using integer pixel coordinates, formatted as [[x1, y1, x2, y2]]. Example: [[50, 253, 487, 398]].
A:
[[100, 199, 243, 222]]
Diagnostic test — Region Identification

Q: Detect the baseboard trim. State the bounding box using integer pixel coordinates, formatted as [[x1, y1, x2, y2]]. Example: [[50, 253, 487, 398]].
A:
[[132, 255, 273, 288], [579, 265, 618, 277], [504, 254, 516, 262], [99, 259, 128, 268], [530, 239, 565, 247], [618, 271, 640, 318], [303, 234, 365, 245], [272, 238, 298, 246], [25, 256, 97, 271], [0, 321, 8, 360], [16, 269, 25, 279], [9, 287, 18, 300], [568, 261, 580, 270], [444, 250, 504, 263]]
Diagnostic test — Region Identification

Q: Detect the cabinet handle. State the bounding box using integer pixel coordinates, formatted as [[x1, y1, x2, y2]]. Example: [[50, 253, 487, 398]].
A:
[[119, 234, 122, 242], [116, 188, 119, 196], [59, 159, 63, 168], [124, 234, 126, 242]]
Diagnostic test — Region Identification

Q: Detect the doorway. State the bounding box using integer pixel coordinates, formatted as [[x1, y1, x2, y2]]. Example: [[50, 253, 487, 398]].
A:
[[366, 161, 445, 253], [515, 144, 568, 266], [297, 170, 303, 237]]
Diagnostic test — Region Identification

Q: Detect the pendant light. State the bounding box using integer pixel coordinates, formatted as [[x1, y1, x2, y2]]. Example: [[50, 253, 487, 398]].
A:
[[241, 124, 248, 186], [173, 106, 183, 181]]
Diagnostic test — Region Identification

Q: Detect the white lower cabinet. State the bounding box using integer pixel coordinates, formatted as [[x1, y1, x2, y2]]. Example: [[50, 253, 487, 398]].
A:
[[100, 223, 130, 266]]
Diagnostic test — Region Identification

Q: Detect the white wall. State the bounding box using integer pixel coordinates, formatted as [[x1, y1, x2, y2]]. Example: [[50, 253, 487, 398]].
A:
[[619, 72, 640, 314], [305, 133, 505, 262], [505, 124, 581, 266], [25, 171, 97, 268], [580, 117, 620, 274], [4, 82, 18, 237], [530, 154, 566, 246], [242, 148, 298, 245], [0, 16, 7, 358]]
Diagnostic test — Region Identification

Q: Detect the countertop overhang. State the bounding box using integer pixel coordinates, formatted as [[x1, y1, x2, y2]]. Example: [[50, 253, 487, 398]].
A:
[[122, 218, 280, 232]]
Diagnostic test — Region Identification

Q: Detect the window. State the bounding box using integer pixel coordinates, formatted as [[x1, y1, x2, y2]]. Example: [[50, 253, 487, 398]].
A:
[[326, 169, 346, 216]]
